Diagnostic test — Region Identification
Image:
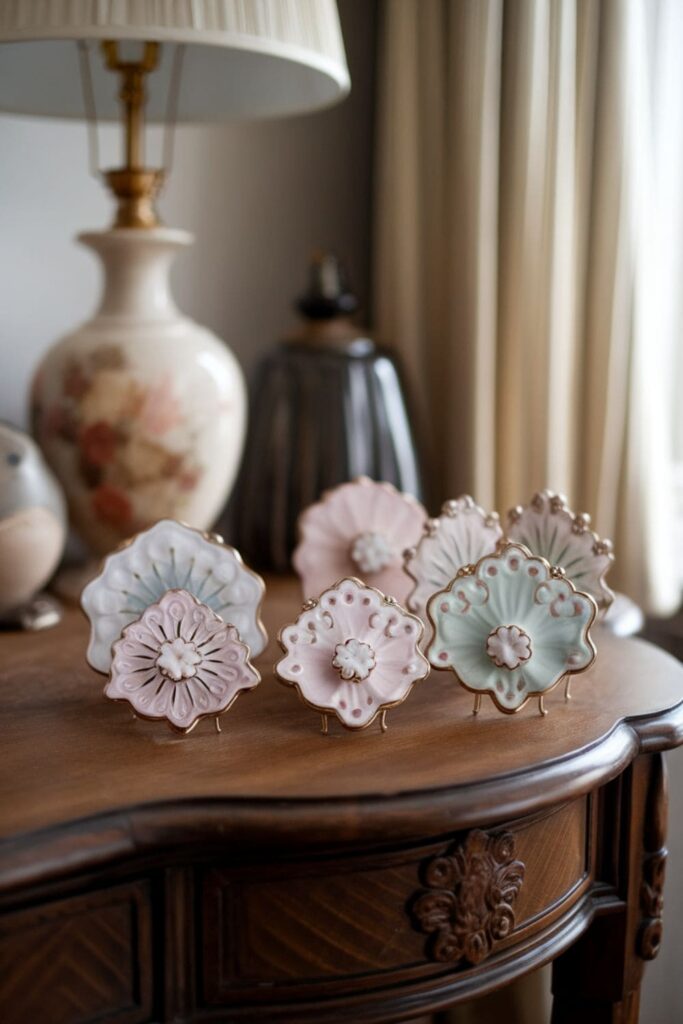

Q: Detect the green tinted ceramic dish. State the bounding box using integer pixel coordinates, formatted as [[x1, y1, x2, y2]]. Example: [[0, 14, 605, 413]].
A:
[[427, 543, 597, 715]]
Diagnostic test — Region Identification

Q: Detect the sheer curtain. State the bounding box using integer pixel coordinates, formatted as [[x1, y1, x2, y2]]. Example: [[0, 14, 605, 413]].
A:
[[373, 0, 683, 615]]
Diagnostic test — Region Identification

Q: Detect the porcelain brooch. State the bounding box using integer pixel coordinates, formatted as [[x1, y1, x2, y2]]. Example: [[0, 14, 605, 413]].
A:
[[292, 477, 427, 604], [427, 543, 597, 715], [105, 589, 260, 733], [81, 519, 267, 673], [506, 491, 614, 613], [276, 576, 430, 732], [403, 496, 503, 621]]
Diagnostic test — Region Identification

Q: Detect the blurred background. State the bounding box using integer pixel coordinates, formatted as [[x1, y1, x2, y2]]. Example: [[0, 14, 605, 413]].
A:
[[2, 1, 682, 1020]]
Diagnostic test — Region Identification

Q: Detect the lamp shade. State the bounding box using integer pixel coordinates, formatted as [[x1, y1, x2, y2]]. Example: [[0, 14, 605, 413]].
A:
[[0, 0, 350, 121]]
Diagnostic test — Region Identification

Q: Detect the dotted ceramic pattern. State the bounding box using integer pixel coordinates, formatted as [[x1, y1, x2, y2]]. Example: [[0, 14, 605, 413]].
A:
[[106, 589, 260, 733], [276, 576, 430, 730], [404, 496, 503, 621], [82, 519, 267, 673], [506, 491, 614, 612], [427, 543, 597, 714], [292, 477, 427, 604]]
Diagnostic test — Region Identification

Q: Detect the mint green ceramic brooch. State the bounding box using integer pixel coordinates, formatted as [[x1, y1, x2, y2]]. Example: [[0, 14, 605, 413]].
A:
[[427, 543, 597, 715]]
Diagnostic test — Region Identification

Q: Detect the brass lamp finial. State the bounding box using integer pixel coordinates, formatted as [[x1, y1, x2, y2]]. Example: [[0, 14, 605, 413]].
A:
[[101, 40, 164, 229]]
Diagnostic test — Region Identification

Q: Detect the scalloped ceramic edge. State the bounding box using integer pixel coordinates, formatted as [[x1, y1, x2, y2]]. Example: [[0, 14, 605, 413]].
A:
[[81, 519, 267, 673], [505, 490, 614, 613], [292, 476, 427, 603], [426, 542, 598, 715], [403, 495, 503, 619], [274, 575, 431, 733], [105, 588, 261, 735]]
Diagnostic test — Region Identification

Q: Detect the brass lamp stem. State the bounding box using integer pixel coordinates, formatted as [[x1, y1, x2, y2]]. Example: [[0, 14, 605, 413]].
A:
[[101, 40, 164, 229]]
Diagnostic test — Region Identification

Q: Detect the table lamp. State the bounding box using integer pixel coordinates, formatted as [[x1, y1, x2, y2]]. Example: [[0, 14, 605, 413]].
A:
[[0, 1, 350, 555]]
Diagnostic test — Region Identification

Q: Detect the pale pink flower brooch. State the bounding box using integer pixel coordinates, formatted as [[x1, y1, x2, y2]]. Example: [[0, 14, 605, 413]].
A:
[[506, 490, 614, 613], [427, 543, 597, 716], [404, 495, 503, 621], [292, 477, 427, 604], [82, 519, 265, 733], [276, 577, 430, 733], [106, 589, 260, 733]]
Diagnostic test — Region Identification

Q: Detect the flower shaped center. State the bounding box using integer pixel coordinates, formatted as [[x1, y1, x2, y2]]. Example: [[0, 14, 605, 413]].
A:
[[349, 531, 394, 573], [156, 637, 202, 681], [332, 638, 377, 681], [486, 625, 532, 670]]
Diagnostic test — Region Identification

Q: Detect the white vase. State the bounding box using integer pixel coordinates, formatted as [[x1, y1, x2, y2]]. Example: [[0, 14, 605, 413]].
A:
[[31, 227, 246, 555]]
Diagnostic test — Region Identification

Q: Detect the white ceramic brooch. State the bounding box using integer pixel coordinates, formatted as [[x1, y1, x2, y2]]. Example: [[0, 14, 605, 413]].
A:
[[506, 491, 614, 613], [82, 519, 267, 673], [403, 496, 503, 620], [292, 477, 427, 604], [105, 589, 260, 734], [427, 543, 597, 715], [276, 576, 430, 733]]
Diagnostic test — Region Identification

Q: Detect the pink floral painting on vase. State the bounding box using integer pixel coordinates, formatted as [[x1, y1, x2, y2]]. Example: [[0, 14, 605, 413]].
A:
[[32, 346, 203, 551]]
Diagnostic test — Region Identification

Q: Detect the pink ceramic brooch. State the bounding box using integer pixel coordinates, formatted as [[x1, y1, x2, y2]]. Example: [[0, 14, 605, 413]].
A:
[[292, 477, 427, 604], [427, 544, 597, 716], [276, 576, 430, 733], [105, 589, 261, 734], [404, 496, 503, 621], [506, 491, 614, 613]]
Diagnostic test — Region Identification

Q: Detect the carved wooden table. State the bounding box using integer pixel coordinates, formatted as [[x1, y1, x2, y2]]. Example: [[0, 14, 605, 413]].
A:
[[1, 577, 683, 1024]]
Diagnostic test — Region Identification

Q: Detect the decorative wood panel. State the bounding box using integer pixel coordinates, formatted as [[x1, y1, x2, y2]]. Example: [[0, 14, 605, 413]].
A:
[[200, 799, 590, 1007], [0, 881, 152, 1024]]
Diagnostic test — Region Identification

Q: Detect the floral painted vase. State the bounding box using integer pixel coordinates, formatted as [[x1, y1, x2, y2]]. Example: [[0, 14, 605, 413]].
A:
[[404, 496, 503, 621], [506, 491, 614, 613], [276, 576, 430, 732], [106, 589, 260, 733], [31, 228, 246, 554], [82, 519, 267, 673], [292, 477, 426, 603], [427, 543, 597, 715]]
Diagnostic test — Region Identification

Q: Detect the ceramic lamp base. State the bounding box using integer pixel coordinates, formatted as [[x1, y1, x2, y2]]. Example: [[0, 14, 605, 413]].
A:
[[31, 227, 246, 555]]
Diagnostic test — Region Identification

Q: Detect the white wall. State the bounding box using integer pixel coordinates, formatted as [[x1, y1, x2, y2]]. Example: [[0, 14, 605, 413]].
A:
[[0, 0, 376, 429]]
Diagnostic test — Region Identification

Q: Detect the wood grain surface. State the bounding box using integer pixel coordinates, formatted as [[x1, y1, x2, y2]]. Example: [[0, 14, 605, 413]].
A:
[[1, 576, 682, 847]]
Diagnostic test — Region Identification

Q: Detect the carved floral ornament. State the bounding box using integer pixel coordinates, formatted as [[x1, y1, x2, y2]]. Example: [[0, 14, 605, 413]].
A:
[[413, 830, 525, 965]]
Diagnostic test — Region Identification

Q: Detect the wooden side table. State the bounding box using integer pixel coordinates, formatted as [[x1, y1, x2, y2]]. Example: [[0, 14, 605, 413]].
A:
[[1, 578, 682, 1024]]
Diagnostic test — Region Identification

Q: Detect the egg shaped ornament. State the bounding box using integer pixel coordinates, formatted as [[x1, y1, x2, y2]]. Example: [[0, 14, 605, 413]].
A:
[[31, 228, 246, 556], [404, 496, 503, 621], [0, 423, 67, 628], [82, 519, 267, 673], [292, 477, 427, 604], [427, 543, 597, 715], [506, 491, 614, 613]]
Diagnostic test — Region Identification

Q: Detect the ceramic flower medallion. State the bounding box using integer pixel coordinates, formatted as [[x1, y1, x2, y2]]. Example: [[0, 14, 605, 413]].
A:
[[427, 544, 597, 715], [292, 477, 427, 604], [106, 589, 260, 733], [276, 577, 430, 732], [404, 496, 503, 620], [506, 490, 614, 612], [82, 519, 267, 673]]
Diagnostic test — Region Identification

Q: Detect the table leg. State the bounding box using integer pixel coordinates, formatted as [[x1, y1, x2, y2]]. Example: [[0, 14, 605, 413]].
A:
[[551, 753, 668, 1023]]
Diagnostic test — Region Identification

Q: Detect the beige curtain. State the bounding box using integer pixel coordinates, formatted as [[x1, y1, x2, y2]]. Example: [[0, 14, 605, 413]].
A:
[[374, 0, 682, 615]]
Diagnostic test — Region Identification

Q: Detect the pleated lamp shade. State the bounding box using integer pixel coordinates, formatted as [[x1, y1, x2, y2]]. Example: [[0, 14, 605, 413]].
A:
[[0, 0, 350, 121]]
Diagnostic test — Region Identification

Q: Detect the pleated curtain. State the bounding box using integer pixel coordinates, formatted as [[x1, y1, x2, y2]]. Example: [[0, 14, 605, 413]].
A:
[[373, 0, 683, 615]]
